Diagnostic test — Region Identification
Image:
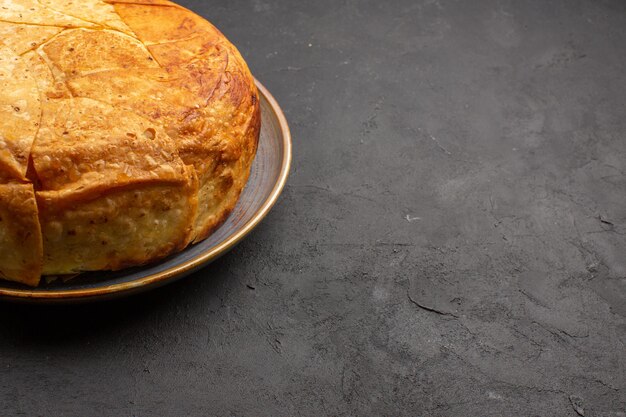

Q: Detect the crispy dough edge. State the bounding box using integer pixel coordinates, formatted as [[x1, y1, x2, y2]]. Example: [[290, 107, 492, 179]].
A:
[[191, 81, 261, 242], [0, 182, 43, 286]]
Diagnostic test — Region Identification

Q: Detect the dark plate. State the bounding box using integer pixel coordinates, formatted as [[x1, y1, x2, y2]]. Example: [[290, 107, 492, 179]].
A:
[[0, 80, 291, 303]]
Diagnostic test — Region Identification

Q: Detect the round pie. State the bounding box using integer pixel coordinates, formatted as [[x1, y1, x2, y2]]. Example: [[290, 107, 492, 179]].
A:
[[0, 0, 260, 286]]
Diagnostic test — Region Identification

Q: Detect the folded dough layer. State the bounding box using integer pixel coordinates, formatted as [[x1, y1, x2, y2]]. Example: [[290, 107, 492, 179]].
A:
[[0, 182, 43, 286]]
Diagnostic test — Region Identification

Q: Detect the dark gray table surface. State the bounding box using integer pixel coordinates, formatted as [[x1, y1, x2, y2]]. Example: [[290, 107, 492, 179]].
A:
[[1, 1, 625, 416]]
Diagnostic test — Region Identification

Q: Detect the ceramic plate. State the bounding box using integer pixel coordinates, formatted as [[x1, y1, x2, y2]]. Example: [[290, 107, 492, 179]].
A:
[[0, 80, 291, 303]]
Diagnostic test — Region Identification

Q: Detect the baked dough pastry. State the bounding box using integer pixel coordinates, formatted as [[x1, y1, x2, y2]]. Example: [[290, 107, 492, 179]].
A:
[[0, 0, 260, 286]]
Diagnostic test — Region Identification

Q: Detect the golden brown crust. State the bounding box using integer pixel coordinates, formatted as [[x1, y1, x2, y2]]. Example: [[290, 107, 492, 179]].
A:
[[0, 43, 42, 181], [0, 183, 43, 286], [0, 22, 63, 55], [0, 0, 259, 285], [32, 97, 188, 192]]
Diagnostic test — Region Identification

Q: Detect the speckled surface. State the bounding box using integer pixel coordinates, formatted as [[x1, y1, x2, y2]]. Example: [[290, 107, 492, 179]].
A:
[[1, 0, 625, 415]]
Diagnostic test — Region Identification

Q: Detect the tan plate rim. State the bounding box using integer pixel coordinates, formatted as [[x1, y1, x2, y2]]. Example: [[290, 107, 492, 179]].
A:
[[0, 79, 292, 302]]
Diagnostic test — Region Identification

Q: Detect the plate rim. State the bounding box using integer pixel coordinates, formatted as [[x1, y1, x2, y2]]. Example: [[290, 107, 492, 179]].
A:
[[0, 79, 292, 302]]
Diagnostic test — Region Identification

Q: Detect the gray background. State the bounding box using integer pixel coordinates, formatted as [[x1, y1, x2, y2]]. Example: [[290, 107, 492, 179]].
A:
[[1, 0, 625, 415]]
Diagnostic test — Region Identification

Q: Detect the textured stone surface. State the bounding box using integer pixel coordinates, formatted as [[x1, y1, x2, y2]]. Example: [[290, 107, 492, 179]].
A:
[[1, 0, 625, 415]]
